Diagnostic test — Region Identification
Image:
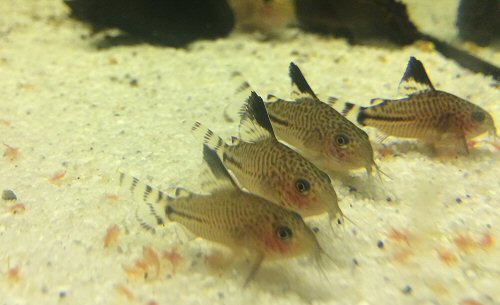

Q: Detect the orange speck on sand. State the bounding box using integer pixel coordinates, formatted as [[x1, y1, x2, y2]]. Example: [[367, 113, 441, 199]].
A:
[[122, 259, 148, 280], [387, 228, 410, 244], [436, 248, 457, 265], [108, 57, 118, 65], [460, 298, 483, 305], [123, 247, 161, 280], [3, 143, 19, 161], [454, 234, 475, 252], [8, 203, 26, 214], [104, 193, 120, 202], [7, 266, 20, 282], [103, 224, 120, 248], [146, 301, 159, 305], [0, 119, 10, 127], [114, 284, 135, 301], [392, 249, 412, 264], [48, 170, 66, 185], [163, 249, 183, 273], [478, 231, 494, 250], [143, 247, 160, 279]]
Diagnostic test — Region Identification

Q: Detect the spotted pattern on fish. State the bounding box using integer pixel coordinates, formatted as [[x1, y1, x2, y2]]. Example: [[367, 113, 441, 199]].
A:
[[262, 63, 376, 174], [340, 57, 497, 153], [192, 92, 341, 220], [118, 144, 323, 285]]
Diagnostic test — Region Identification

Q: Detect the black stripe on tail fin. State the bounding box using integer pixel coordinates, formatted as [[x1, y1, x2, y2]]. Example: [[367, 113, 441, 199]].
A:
[[191, 122, 226, 155], [289, 62, 319, 99], [239, 91, 277, 142], [356, 107, 369, 126], [341, 102, 355, 116], [118, 172, 172, 230]]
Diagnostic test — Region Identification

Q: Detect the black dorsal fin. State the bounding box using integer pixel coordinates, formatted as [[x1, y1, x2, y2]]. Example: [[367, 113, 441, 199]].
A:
[[239, 91, 277, 142], [289, 62, 319, 100], [398, 56, 435, 95], [202, 144, 239, 190]]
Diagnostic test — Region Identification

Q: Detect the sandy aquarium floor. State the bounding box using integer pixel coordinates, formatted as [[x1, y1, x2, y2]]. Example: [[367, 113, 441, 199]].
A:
[[1, 1, 499, 305]]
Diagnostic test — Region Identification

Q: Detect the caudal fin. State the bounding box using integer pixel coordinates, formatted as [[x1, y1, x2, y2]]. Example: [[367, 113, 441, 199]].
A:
[[118, 172, 172, 232], [191, 122, 227, 158], [326, 97, 366, 126]]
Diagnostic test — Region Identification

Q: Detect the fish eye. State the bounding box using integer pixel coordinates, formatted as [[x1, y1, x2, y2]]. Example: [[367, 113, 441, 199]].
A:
[[334, 134, 349, 146], [471, 111, 485, 123], [295, 179, 310, 194], [275, 225, 293, 240]]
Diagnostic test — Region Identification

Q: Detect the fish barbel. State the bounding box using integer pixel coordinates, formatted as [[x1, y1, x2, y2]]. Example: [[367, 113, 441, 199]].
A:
[[192, 91, 342, 222], [335, 56, 497, 154], [120, 144, 322, 285]]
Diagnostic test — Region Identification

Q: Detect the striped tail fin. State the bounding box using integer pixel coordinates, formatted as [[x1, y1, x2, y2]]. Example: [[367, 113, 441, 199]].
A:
[[191, 122, 227, 158], [325, 97, 366, 126], [118, 172, 172, 232]]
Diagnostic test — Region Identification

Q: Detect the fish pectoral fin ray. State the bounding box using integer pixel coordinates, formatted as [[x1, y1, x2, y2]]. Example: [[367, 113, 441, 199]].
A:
[[398, 56, 435, 96], [434, 133, 469, 156], [243, 252, 265, 287], [239, 91, 277, 142], [191, 122, 227, 157], [325, 96, 362, 124], [201, 144, 239, 191]]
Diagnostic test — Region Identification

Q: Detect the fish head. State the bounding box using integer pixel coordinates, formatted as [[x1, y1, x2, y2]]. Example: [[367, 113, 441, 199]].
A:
[[280, 165, 339, 218], [324, 126, 375, 173], [261, 211, 321, 259], [465, 104, 497, 140]]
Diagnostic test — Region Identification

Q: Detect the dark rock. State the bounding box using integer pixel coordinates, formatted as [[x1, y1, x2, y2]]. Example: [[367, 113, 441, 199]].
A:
[[64, 0, 235, 47], [2, 189, 17, 200], [457, 0, 500, 45], [294, 0, 420, 45]]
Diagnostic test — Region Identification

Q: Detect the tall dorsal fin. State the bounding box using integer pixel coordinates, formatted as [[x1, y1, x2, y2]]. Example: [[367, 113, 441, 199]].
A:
[[201, 144, 239, 191], [398, 56, 435, 95], [289, 62, 319, 100], [239, 91, 277, 142]]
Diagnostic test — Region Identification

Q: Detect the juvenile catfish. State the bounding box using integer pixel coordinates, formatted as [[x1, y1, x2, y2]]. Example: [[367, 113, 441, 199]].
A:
[[336, 56, 497, 154], [119, 145, 323, 286], [239, 63, 376, 175], [192, 92, 342, 222]]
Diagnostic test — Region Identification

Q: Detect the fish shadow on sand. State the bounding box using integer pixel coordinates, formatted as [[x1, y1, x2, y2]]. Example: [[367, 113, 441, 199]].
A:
[[250, 262, 338, 302]]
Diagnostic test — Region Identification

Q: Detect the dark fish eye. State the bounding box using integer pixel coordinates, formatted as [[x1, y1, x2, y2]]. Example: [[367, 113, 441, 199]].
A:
[[335, 134, 349, 146], [275, 225, 293, 240], [471, 111, 486, 123], [295, 179, 310, 194]]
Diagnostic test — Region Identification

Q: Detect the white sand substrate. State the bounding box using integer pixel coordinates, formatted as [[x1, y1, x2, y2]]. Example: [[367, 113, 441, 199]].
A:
[[0, 1, 499, 305]]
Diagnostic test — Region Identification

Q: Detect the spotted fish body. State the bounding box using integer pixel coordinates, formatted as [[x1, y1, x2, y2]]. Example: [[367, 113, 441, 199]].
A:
[[339, 57, 497, 154], [192, 92, 341, 221], [120, 145, 322, 284], [240, 63, 375, 175]]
